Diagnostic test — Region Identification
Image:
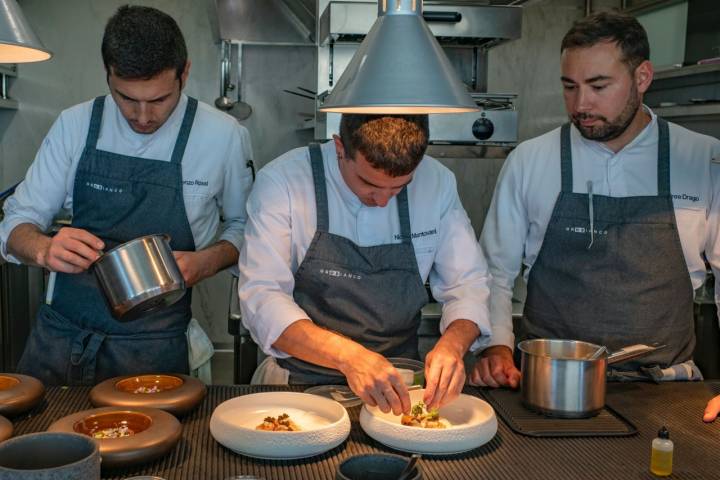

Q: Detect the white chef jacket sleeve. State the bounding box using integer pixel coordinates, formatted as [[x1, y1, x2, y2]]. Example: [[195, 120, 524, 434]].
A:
[[215, 124, 253, 253], [478, 148, 530, 351], [0, 113, 75, 263], [706, 149, 720, 324], [428, 171, 492, 353], [237, 168, 309, 358]]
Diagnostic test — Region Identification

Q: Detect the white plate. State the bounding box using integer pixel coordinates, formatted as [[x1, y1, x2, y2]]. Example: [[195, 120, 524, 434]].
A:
[[359, 389, 497, 455], [210, 391, 351, 460]]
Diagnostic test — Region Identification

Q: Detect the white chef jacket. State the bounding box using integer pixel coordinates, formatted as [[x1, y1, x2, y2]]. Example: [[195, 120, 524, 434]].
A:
[[0, 94, 253, 262], [238, 140, 491, 358], [480, 107, 720, 351]]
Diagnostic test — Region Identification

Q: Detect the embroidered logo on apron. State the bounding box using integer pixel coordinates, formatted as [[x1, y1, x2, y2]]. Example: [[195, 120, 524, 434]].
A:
[[319, 268, 362, 280]]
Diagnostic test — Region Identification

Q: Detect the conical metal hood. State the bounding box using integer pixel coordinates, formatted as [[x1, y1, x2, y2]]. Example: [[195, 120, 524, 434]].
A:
[[319, 0, 477, 114], [0, 0, 51, 63]]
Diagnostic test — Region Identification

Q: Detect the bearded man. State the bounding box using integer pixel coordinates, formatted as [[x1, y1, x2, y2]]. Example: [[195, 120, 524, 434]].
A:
[[469, 11, 720, 422]]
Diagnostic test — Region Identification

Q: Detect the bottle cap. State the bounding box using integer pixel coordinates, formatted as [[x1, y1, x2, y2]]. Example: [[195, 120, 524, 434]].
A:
[[658, 426, 670, 439]]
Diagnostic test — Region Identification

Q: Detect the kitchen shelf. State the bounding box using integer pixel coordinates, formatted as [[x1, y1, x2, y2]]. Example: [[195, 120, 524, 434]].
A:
[[0, 98, 18, 109], [654, 62, 720, 81], [653, 102, 720, 119]]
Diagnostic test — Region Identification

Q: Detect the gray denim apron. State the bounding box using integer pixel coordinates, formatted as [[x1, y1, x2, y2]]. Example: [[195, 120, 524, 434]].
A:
[[277, 143, 429, 384], [17, 95, 197, 386], [521, 119, 695, 381]]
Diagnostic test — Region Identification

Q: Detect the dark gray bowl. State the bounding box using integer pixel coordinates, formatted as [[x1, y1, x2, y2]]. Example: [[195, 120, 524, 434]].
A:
[[0, 432, 100, 479], [336, 453, 422, 480]]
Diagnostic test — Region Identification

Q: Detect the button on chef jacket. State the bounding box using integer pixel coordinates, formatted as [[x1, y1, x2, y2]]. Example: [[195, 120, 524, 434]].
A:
[[0, 94, 253, 262], [479, 107, 720, 351], [238, 140, 491, 358]]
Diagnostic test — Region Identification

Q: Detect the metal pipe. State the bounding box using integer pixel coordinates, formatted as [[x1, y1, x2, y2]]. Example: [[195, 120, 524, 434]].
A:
[[585, 0, 592, 16]]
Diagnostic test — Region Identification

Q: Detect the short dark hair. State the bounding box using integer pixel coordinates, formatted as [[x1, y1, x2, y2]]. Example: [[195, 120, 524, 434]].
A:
[[101, 5, 187, 80], [339, 115, 429, 177], [561, 11, 650, 71]]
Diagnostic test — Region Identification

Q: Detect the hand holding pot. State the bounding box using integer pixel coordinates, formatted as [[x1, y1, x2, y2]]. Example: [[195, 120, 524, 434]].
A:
[[42, 227, 104, 273], [469, 345, 521, 388], [173, 250, 215, 287]]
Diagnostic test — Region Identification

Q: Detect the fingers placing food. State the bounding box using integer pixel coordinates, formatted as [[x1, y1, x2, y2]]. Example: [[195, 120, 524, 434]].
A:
[[400, 401, 446, 429]]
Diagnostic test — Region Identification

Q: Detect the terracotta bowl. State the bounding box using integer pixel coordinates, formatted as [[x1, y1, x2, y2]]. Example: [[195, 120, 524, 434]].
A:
[[47, 406, 181, 469], [0, 373, 45, 417], [0, 415, 11, 443], [89, 374, 205, 416]]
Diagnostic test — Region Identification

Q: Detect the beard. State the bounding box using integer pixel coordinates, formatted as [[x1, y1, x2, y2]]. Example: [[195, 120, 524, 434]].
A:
[[571, 85, 641, 142]]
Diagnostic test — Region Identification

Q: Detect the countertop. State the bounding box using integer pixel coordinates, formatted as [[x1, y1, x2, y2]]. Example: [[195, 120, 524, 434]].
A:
[[8, 382, 720, 479]]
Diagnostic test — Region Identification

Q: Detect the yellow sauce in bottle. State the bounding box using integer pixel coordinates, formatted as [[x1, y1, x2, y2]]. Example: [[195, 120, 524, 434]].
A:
[[650, 426, 673, 477]]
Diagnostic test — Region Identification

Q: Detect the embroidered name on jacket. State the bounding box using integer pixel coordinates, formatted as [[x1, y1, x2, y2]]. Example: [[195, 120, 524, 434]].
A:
[[85, 182, 123, 193], [182, 179, 209, 186], [394, 228, 437, 241], [671, 193, 700, 202], [319, 268, 362, 280]]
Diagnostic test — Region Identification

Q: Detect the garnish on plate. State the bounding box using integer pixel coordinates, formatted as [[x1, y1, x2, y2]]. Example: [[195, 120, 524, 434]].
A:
[[401, 401, 446, 429]]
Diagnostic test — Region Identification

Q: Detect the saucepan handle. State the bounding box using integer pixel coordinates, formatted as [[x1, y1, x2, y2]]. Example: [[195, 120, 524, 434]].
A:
[[607, 343, 666, 365]]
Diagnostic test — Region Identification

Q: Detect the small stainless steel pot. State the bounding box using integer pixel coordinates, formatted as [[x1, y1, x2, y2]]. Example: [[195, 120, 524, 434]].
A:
[[92, 234, 186, 321], [518, 339, 660, 418]]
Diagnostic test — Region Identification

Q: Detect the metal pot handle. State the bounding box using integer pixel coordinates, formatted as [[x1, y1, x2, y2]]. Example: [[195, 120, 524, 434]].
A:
[[607, 343, 666, 365]]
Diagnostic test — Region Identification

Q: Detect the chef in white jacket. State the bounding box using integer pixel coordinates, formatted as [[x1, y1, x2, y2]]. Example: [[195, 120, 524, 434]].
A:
[[0, 5, 253, 385], [469, 11, 720, 420], [239, 114, 490, 415]]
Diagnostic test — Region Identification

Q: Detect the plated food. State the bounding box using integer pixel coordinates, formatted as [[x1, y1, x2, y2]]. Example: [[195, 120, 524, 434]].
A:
[[360, 388, 497, 455], [256, 413, 301, 431], [210, 391, 351, 460], [89, 374, 206, 416], [0, 373, 45, 417], [401, 401, 446, 429], [91, 425, 134, 439], [47, 406, 181, 469]]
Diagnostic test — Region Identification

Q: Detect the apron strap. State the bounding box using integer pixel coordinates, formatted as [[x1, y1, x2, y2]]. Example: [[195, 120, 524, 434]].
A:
[[309, 143, 330, 233], [84, 96, 106, 151], [396, 187, 412, 244], [170, 97, 198, 165], [656, 117, 671, 196], [560, 123, 573, 193]]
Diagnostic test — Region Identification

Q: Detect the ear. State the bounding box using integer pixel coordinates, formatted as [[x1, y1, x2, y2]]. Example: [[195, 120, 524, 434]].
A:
[[634, 59, 653, 95], [180, 61, 191, 87], [332, 134, 345, 159]]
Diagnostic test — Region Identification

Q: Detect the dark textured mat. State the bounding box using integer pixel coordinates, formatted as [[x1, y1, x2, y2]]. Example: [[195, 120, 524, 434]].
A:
[[481, 387, 637, 437], [8, 383, 720, 479]]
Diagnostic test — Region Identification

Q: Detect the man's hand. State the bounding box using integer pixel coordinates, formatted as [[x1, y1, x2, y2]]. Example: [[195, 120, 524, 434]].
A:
[[339, 346, 411, 416], [423, 319, 479, 410], [468, 345, 521, 388], [703, 395, 720, 422], [173, 250, 216, 287], [41, 227, 104, 273], [173, 240, 239, 287]]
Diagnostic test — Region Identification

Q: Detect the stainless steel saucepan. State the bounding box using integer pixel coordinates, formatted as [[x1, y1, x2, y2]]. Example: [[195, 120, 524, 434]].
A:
[[92, 234, 186, 321], [518, 339, 662, 418]]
